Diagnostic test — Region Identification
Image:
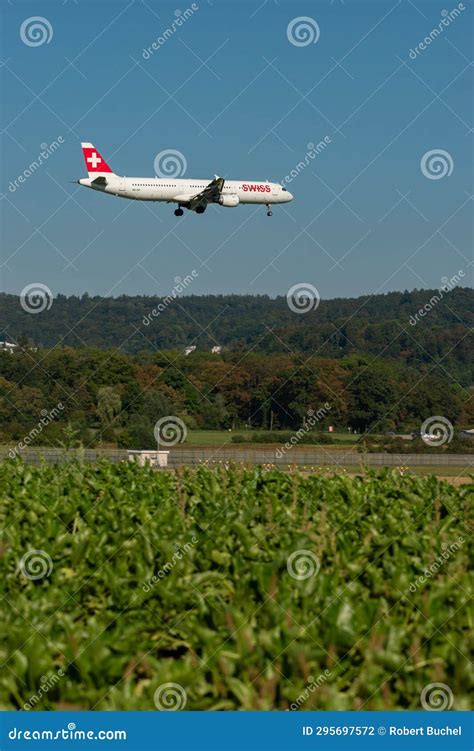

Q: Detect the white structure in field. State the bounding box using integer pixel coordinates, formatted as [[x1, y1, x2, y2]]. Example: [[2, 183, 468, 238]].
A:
[[184, 345, 196, 356], [211, 345, 222, 354], [127, 450, 169, 468]]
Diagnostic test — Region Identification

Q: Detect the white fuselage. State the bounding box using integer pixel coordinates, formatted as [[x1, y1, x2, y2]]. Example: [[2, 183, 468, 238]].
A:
[[78, 176, 293, 205]]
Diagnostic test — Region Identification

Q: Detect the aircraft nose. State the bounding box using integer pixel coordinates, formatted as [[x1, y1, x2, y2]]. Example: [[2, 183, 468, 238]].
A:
[[286, 191, 294, 202]]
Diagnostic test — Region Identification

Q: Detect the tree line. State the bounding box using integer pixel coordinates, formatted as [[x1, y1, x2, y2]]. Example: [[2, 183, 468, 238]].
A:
[[0, 347, 471, 449], [0, 287, 472, 385]]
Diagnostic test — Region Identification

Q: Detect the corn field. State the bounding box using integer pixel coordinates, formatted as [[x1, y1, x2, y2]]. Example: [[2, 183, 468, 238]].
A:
[[0, 460, 472, 710]]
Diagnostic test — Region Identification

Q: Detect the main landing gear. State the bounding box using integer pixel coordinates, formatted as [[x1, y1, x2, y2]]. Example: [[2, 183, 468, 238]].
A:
[[174, 205, 206, 216], [266, 204, 273, 217]]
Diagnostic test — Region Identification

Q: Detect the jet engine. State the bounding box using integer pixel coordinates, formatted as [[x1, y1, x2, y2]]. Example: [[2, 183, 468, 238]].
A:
[[218, 194, 239, 207]]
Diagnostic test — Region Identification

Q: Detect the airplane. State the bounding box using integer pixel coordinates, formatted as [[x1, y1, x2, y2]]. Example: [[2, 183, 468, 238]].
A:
[[77, 143, 293, 217]]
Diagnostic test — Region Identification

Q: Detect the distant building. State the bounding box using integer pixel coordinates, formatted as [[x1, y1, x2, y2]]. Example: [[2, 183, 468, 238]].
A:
[[211, 345, 222, 354], [184, 345, 196, 356], [0, 341, 37, 354], [0, 341, 19, 353], [127, 450, 169, 468]]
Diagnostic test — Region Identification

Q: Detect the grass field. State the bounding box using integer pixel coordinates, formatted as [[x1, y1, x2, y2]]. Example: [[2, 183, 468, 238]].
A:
[[185, 429, 241, 445], [185, 430, 358, 446], [1, 461, 471, 711]]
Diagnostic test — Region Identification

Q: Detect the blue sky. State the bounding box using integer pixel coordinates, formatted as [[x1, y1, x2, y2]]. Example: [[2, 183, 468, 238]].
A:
[[1, 0, 472, 300]]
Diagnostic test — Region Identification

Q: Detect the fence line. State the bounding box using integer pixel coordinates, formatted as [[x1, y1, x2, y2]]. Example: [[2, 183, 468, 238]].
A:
[[1, 447, 473, 468], [167, 449, 473, 468]]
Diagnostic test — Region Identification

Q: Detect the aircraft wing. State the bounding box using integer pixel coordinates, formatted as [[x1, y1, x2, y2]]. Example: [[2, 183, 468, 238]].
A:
[[188, 176, 225, 210]]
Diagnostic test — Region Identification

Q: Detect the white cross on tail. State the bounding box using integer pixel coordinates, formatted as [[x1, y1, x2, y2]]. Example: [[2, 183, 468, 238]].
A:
[[87, 152, 102, 169]]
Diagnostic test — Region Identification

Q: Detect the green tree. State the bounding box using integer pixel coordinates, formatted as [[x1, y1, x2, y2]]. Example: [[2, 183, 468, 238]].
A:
[[346, 363, 399, 432], [97, 387, 122, 429]]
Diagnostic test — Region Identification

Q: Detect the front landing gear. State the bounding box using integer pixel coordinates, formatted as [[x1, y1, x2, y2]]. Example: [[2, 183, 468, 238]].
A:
[[174, 207, 184, 217], [266, 204, 273, 217]]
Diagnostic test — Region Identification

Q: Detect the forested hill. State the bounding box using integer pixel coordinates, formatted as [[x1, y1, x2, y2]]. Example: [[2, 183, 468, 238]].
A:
[[0, 287, 472, 383]]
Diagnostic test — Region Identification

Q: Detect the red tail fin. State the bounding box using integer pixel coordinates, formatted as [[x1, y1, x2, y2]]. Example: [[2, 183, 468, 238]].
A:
[[81, 142, 114, 175]]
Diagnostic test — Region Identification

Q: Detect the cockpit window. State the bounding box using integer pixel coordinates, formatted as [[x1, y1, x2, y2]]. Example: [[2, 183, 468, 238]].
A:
[[282, 187, 287, 191]]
